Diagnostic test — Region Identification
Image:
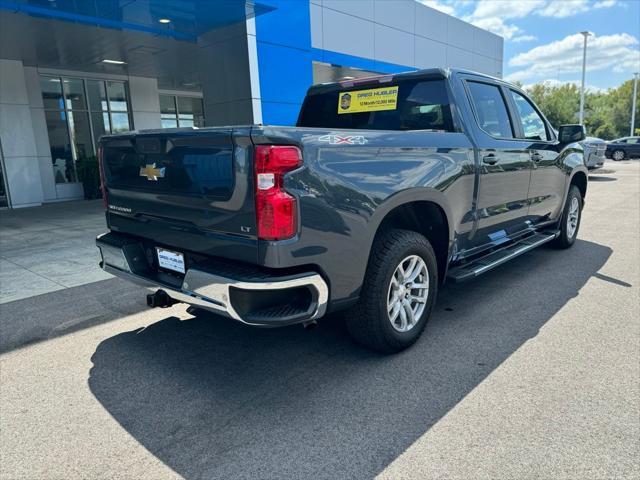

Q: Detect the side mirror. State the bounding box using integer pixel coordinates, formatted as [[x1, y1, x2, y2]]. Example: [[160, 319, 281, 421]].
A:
[[558, 124, 586, 143]]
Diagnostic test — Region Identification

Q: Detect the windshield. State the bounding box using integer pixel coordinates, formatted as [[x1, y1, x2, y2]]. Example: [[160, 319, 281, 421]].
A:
[[297, 77, 454, 132]]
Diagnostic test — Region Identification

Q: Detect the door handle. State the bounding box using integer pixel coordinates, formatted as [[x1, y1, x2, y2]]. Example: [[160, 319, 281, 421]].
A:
[[531, 152, 543, 162], [482, 154, 498, 165]]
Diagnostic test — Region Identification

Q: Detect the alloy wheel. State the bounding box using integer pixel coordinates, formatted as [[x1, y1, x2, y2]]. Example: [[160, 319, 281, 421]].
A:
[[386, 255, 429, 333], [567, 196, 580, 239]]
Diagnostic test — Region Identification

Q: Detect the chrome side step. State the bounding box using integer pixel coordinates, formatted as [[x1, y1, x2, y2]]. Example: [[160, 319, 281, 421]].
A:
[[447, 231, 559, 283]]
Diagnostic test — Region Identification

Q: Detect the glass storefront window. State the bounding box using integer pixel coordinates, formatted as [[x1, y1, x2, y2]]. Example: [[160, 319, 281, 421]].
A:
[[63, 78, 87, 111], [91, 112, 110, 141], [44, 110, 76, 183], [86, 80, 108, 112], [41, 75, 133, 183], [107, 81, 128, 112], [68, 111, 93, 160], [160, 95, 178, 128], [111, 113, 131, 133], [40, 77, 64, 110], [177, 96, 204, 128], [160, 94, 204, 128]]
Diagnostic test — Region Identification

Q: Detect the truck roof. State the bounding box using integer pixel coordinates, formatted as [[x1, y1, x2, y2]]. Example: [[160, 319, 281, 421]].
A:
[[307, 67, 504, 95]]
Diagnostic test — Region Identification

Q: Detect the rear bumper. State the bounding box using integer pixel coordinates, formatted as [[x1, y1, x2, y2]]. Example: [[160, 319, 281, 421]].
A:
[[96, 232, 328, 326]]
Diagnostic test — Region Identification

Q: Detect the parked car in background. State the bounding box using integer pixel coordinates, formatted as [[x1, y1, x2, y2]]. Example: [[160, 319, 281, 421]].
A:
[[581, 137, 606, 170], [606, 136, 640, 160]]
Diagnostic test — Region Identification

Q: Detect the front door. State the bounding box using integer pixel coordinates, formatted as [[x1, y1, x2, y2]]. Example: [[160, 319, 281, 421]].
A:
[[464, 80, 533, 252], [505, 88, 564, 225]]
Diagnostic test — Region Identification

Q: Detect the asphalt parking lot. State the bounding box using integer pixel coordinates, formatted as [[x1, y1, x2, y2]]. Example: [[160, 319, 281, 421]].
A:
[[1, 161, 639, 480]]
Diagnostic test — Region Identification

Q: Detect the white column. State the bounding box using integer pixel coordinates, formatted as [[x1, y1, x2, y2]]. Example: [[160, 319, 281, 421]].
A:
[[0, 59, 44, 208], [128, 76, 162, 130], [23, 66, 57, 202]]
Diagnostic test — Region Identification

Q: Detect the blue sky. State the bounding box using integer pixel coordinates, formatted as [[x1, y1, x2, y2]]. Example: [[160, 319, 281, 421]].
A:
[[420, 0, 640, 90]]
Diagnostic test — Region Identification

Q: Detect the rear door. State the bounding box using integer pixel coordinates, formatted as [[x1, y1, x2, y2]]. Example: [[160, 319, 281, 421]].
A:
[[462, 78, 533, 251]]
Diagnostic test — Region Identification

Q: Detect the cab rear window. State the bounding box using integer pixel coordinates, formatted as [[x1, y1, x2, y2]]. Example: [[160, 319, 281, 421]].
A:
[[297, 78, 454, 131]]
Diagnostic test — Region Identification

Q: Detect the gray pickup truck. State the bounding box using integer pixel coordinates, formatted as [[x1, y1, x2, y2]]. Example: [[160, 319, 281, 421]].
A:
[[96, 68, 588, 353]]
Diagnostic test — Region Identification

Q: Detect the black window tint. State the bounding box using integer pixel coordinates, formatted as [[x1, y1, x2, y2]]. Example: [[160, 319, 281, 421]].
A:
[[297, 78, 454, 131], [509, 90, 548, 141], [467, 82, 513, 138]]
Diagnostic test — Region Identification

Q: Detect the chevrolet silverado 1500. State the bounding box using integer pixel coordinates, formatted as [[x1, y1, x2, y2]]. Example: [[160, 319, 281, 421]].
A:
[[96, 68, 588, 353]]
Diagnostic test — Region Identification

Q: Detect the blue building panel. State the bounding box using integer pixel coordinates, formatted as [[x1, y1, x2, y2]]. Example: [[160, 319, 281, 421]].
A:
[[255, 0, 312, 126], [256, 41, 313, 104], [261, 101, 303, 126], [253, 1, 417, 125], [252, 0, 312, 50]]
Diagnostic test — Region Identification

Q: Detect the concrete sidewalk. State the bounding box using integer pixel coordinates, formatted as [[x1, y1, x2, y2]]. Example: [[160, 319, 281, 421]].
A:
[[0, 200, 111, 304]]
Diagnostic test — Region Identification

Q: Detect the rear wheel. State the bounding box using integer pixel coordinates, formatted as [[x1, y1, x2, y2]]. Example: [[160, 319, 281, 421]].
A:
[[612, 149, 625, 161], [552, 185, 583, 249], [346, 229, 438, 353]]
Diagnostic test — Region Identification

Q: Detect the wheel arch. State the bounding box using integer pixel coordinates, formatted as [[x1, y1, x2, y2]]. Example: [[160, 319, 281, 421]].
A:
[[365, 189, 454, 283], [570, 168, 588, 200]]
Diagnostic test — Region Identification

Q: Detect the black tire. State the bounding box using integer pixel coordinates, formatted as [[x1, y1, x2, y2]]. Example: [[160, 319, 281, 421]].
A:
[[346, 229, 438, 353], [552, 185, 583, 249], [612, 149, 625, 161]]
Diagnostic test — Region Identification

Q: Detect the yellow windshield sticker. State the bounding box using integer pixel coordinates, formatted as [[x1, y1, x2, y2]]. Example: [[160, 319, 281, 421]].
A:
[[337, 86, 398, 114]]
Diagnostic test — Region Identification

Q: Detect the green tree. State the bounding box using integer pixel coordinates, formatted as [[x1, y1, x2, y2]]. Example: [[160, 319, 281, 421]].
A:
[[524, 79, 640, 140]]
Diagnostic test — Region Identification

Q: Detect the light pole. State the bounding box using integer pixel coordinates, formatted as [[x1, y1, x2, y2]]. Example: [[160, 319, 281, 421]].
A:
[[631, 72, 639, 137], [579, 31, 592, 125]]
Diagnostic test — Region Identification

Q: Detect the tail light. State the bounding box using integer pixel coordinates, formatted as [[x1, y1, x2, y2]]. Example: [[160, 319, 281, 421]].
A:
[[97, 145, 108, 210], [254, 145, 302, 240]]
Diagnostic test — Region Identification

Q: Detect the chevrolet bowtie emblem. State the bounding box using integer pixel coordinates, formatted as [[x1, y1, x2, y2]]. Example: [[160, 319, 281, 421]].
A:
[[139, 163, 165, 181]]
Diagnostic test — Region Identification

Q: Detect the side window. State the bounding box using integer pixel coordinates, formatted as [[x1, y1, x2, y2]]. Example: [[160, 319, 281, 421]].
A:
[[509, 90, 549, 141], [467, 82, 513, 138]]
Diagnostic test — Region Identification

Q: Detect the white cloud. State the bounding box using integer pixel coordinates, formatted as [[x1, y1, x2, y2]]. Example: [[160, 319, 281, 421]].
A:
[[461, 0, 620, 40], [539, 0, 591, 17], [512, 35, 538, 43], [506, 33, 640, 83], [462, 0, 543, 38], [468, 0, 544, 20], [416, 0, 457, 16], [594, 0, 617, 8], [471, 17, 521, 40]]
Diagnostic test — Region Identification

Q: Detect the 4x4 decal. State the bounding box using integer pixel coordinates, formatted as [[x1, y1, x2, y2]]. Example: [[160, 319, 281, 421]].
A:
[[318, 134, 368, 145]]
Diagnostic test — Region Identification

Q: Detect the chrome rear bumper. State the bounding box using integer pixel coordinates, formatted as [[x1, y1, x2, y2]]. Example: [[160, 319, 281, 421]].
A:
[[96, 233, 328, 326]]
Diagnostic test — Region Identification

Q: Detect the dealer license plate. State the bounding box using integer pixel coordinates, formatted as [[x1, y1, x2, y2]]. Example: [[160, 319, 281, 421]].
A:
[[156, 247, 185, 274]]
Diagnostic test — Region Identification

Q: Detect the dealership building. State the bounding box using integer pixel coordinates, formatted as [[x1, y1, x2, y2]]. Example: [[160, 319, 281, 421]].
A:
[[0, 0, 503, 209]]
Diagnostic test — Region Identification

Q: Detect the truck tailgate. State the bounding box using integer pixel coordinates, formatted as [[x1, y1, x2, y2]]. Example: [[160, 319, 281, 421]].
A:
[[101, 128, 258, 262]]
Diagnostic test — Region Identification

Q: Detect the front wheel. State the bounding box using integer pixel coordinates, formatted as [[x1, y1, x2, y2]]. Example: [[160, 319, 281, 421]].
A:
[[612, 150, 625, 161], [346, 229, 438, 353], [552, 185, 583, 249]]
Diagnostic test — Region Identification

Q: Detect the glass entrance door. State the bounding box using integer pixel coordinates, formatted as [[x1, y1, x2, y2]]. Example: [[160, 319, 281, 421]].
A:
[[0, 138, 9, 208]]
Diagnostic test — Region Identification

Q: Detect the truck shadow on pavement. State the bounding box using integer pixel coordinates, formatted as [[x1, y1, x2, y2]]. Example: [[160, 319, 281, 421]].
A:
[[0, 278, 148, 353], [89, 239, 612, 480]]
